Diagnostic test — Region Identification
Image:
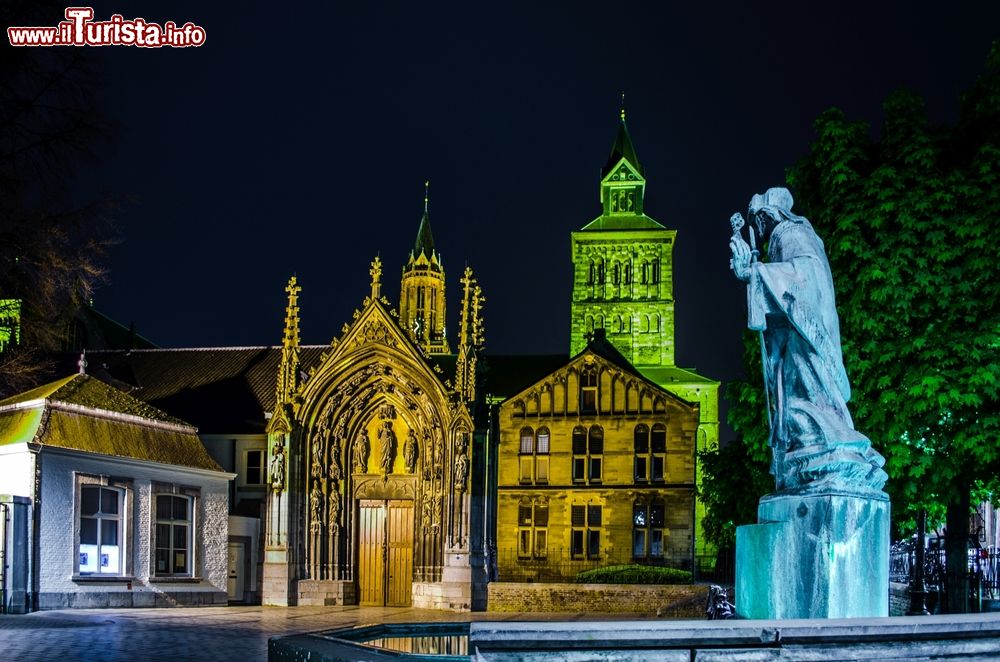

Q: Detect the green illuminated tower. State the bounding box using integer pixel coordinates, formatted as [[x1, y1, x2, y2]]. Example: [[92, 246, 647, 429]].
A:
[[570, 108, 720, 555], [570, 108, 676, 366]]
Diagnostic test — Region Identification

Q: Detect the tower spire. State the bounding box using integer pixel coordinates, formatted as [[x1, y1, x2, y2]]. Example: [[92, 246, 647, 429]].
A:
[[275, 275, 301, 407], [424, 180, 429, 214], [369, 256, 383, 300]]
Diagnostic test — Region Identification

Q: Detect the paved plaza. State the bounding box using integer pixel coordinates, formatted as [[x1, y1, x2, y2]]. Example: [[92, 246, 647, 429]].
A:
[[0, 606, 652, 661]]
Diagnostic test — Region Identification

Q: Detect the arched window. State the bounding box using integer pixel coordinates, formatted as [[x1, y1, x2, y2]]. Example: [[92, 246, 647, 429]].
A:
[[624, 259, 632, 285], [586, 315, 594, 333], [651, 423, 667, 481], [640, 260, 649, 284], [652, 260, 660, 284], [572, 426, 586, 483], [612, 262, 621, 285], [588, 425, 603, 482], [518, 426, 534, 483], [534, 427, 550, 483], [641, 315, 650, 333], [588, 260, 595, 285], [633, 424, 650, 482], [614, 314, 623, 334], [597, 259, 605, 284], [580, 368, 598, 414]]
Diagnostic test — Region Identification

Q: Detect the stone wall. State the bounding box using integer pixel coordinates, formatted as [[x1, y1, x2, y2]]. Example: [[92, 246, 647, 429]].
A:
[[488, 581, 710, 616], [889, 581, 909, 616]]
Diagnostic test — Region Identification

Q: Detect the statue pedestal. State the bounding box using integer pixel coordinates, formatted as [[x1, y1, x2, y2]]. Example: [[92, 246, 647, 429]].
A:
[[736, 492, 889, 619]]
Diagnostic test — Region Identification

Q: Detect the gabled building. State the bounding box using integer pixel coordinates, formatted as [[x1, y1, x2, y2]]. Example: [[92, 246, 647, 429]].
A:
[[495, 331, 700, 580], [0, 373, 233, 612]]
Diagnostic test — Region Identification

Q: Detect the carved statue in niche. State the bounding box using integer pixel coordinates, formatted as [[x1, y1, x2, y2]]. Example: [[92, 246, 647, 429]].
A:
[[378, 420, 397, 475], [455, 452, 469, 492], [422, 498, 433, 530], [309, 482, 322, 532], [310, 435, 323, 479], [353, 430, 370, 473], [270, 441, 286, 492], [329, 436, 343, 480], [432, 430, 444, 480], [403, 429, 418, 474], [328, 486, 341, 532]]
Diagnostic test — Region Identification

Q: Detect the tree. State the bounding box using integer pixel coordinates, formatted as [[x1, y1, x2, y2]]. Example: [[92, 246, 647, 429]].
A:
[[0, 1, 116, 398], [785, 42, 1000, 613]]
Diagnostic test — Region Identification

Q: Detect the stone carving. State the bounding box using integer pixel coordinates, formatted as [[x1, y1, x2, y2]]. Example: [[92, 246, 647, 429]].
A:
[[454, 452, 469, 492], [270, 441, 285, 492], [328, 487, 341, 533], [403, 429, 419, 473], [354, 319, 397, 348], [728, 187, 887, 495], [353, 430, 370, 473], [328, 437, 343, 480], [432, 430, 444, 480], [377, 421, 397, 475], [309, 482, 322, 532]]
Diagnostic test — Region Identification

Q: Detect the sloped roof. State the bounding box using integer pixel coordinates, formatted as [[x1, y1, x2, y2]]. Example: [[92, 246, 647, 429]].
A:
[[601, 117, 643, 179], [579, 213, 666, 232], [81, 346, 327, 434], [0, 374, 222, 471], [413, 210, 436, 260]]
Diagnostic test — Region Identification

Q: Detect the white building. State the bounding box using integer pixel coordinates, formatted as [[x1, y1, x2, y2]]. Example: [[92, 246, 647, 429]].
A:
[[0, 373, 234, 611]]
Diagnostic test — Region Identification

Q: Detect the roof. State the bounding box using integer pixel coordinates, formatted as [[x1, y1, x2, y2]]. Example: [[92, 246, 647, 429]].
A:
[[0, 374, 223, 471], [578, 213, 666, 232], [79, 346, 328, 434], [413, 210, 436, 260], [637, 365, 720, 387], [601, 116, 643, 179], [72, 305, 159, 351]]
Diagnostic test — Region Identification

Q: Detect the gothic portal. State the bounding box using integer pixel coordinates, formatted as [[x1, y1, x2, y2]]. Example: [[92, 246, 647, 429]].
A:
[[262, 253, 483, 609]]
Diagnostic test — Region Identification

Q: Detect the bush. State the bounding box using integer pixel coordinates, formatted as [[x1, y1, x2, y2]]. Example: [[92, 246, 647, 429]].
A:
[[574, 564, 692, 585]]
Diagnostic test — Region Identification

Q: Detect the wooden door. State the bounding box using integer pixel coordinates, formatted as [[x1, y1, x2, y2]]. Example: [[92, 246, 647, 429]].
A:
[[386, 500, 413, 606], [357, 499, 413, 606]]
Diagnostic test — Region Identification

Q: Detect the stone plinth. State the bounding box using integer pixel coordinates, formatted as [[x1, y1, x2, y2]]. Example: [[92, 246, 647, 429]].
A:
[[736, 492, 889, 619]]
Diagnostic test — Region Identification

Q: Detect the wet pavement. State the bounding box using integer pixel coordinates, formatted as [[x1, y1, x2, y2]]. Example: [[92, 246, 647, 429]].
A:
[[0, 605, 657, 661]]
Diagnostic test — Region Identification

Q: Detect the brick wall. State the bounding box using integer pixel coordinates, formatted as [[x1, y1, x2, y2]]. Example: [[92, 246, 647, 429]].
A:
[[488, 581, 712, 616]]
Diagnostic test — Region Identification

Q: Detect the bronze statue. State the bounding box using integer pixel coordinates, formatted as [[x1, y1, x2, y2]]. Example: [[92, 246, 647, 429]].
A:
[[728, 187, 887, 495]]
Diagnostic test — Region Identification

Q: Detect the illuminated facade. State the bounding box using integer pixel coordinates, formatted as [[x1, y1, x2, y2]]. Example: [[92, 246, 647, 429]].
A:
[[495, 332, 699, 580], [263, 249, 485, 609], [568, 111, 719, 555]]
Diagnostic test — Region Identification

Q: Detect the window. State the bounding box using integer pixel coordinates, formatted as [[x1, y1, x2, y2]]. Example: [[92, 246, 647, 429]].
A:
[[580, 368, 598, 414], [517, 499, 549, 559], [246, 449, 265, 485], [640, 260, 649, 284], [572, 425, 602, 483], [652, 260, 660, 284], [624, 260, 632, 285], [79, 486, 124, 575], [597, 260, 605, 284], [634, 423, 666, 482], [572, 426, 587, 483], [571, 504, 602, 559], [588, 260, 595, 285], [588, 426, 603, 482], [633, 501, 666, 559], [155, 494, 193, 576], [612, 262, 621, 285], [651, 423, 667, 481], [634, 424, 650, 481], [519, 426, 549, 484], [519, 426, 534, 483]]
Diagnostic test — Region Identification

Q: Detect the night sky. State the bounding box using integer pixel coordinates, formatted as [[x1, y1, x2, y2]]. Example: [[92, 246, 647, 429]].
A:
[[70, 1, 999, 437]]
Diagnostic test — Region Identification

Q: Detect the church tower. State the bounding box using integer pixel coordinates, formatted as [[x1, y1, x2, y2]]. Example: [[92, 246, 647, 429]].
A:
[[569, 107, 676, 367], [400, 183, 450, 355]]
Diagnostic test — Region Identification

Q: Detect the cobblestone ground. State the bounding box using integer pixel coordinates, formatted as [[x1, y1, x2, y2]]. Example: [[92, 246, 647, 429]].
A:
[[0, 606, 649, 662]]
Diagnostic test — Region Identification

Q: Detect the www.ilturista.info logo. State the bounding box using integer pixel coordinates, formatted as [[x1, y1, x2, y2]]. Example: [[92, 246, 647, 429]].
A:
[[7, 7, 206, 48]]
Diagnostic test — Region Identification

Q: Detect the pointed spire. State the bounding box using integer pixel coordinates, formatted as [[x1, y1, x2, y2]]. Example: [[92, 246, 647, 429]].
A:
[[602, 98, 643, 178], [413, 181, 436, 260], [275, 276, 301, 409]]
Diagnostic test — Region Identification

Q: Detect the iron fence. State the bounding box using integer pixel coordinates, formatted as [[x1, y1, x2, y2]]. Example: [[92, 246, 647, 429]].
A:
[[890, 540, 1000, 610]]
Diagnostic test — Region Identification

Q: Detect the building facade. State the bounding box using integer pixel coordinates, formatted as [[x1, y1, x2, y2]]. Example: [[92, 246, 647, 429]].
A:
[[0, 374, 233, 612], [495, 333, 699, 580]]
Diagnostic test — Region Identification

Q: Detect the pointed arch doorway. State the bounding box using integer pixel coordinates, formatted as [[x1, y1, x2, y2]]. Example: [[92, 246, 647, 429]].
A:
[[357, 499, 414, 606]]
